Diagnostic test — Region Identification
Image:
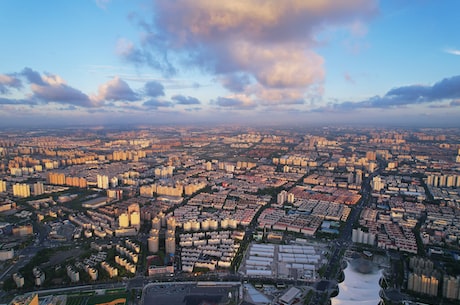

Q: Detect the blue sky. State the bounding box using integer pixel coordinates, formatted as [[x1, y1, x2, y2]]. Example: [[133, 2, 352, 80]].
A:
[[1, 0, 459, 127]]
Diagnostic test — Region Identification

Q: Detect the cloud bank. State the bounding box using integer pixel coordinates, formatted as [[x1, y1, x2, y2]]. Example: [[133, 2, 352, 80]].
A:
[[0, 67, 202, 112], [321, 75, 460, 111], [0, 74, 22, 94], [172, 95, 200, 105], [121, 0, 378, 107]]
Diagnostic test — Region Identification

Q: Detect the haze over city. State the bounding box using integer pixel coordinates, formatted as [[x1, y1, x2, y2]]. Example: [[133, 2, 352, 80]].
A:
[[1, 0, 460, 127]]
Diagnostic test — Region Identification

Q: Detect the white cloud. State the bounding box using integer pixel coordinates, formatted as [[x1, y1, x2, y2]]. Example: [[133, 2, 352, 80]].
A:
[[445, 48, 460, 56]]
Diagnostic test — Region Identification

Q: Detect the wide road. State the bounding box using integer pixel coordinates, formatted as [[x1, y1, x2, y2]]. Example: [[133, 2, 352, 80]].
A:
[[324, 166, 382, 280]]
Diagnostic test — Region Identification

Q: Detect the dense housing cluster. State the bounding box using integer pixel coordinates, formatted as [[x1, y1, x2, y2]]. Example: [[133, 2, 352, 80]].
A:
[[0, 126, 459, 304]]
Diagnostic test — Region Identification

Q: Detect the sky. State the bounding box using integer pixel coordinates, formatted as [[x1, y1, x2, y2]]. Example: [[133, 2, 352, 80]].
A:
[[1, 0, 459, 127]]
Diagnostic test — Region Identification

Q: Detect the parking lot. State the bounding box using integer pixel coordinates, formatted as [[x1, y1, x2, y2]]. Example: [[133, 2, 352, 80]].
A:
[[142, 282, 240, 305]]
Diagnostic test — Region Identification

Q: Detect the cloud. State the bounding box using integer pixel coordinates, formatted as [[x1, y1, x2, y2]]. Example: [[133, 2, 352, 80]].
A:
[[21, 67, 45, 85], [324, 75, 460, 111], [213, 97, 244, 107], [219, 73, 251, 93], [171, 94, 201, 105], [212, 96, 256, 109], [0, 74, 22, 94], [344, 72, 355, 84], [184, 107, 202, 112], [122, 0, 377, 103], [116, 38, 176, 76], [0, 97, 35, 105], [93, 77, 138, 102], [95, 0, 111, 10], [58, 105, 78, 111], [348, 20, 368, 37], [20, 69, 95, 107], [31, 81, 93, 107], [445, 48, 460, 56], [143, 99, 173, 109], [0, 68, 97, 107], [451, 100, 460, 106], [30, 74, 93, 107], [144, 80, 165, 97]]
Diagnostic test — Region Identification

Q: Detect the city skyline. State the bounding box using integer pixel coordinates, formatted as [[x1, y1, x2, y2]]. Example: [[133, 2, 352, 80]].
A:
[[1, 0, 460, 127]]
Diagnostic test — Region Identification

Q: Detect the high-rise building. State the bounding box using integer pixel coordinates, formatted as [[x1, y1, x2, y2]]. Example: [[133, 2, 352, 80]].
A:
[[371, 176, 384, 192], [85, 265, 98, 281], [443, 275, 460, 300], [13, 273, 24, 288], [33, 182, 44, 196], [151, 218, 161, 230], [13, 183, 30, 198], [366, 151, 376, 161], [118, 213, 129, 228], [130, 212, 140, 229], [277, 190, 287, 205], [140, 185, 154, 197], [107, 189, 123, 200], [368, 162, 376, 173], [66, 265, 79, 283], [287, 193, 295, 204], [48, 172, 65, 185], [33, 267, 45, 286], [97, 175, 109, 189], [0, 180, 6, 192], [167, 217, 176, 230], [148, 236, 159, 253], [347, 172, 354, 184], [355, 170, 363, 185], [408, 270, 439, 297], [165, 237, 176, 255], [110, 177, 118, 188], [101, 262, 118, 278]]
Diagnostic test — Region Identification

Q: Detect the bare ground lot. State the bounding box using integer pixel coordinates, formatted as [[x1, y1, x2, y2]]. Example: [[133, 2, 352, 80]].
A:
[[143, 283, 239, 305], [42, 248, 86, 267]]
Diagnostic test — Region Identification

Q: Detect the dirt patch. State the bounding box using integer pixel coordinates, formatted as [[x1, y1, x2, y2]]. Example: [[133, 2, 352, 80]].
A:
[[42, 248, 85, 267]]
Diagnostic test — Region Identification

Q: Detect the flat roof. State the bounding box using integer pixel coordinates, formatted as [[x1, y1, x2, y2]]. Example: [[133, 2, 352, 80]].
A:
[[279, 287, 301, 304]]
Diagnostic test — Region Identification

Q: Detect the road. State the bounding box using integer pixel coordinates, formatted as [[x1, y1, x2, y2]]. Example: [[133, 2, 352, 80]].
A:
[[324, 166, 381, 280]]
